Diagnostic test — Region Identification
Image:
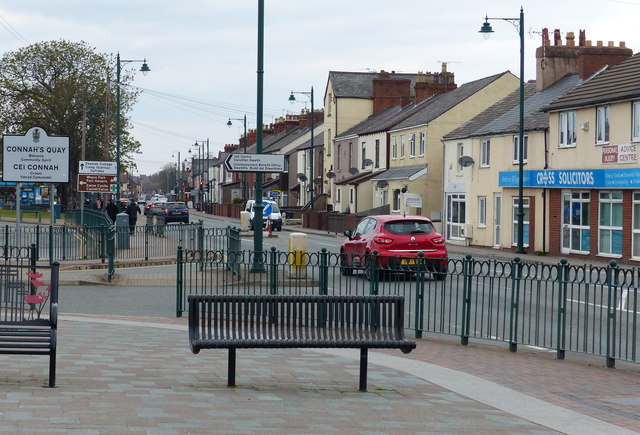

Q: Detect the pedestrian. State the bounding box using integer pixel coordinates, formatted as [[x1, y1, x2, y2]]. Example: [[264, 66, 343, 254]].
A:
[[106, 200, 118, 224], [125, 199, 141, 235]]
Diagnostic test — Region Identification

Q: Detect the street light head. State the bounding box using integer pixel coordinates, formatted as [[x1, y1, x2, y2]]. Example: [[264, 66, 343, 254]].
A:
[[479, 16, 494, 39], [288, 92, 296, 105], [140, 60, 151, 75], [227, 119, 233, 127]]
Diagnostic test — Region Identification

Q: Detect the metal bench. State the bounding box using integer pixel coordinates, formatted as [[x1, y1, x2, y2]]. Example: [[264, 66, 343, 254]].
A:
[[0, 263, 59, 388], [188, 294, 416, 391]]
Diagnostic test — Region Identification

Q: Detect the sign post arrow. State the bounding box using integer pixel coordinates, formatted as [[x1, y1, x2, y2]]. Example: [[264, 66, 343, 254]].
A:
[[224, 153, 285, 173]]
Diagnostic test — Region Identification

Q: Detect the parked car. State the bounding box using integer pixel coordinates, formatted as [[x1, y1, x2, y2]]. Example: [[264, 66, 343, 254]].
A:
[[162, 202, 189, 224], [245, 199, 283, 231], [340, 215, 448, 280]]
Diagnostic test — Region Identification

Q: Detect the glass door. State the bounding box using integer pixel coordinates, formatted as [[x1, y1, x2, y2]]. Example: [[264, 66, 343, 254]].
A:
[[493, 193, 501, 247], [561, 191, 590, 254]]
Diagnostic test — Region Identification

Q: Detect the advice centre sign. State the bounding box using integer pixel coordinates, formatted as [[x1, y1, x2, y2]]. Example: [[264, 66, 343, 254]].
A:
[[2, 127, 70, 183]]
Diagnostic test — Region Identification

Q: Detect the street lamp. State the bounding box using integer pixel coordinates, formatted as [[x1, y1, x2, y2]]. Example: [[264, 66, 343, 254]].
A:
[[227, 115, 248, 200], [115, 53, 150, 201], [171, 151, 182, 201], [190, 140, 208, 210], [479, 8, 525, 254], [288, 87, 315, 210]]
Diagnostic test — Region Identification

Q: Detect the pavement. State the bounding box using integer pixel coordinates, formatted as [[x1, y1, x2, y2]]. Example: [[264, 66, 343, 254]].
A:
[[2, 210, 639, 433]]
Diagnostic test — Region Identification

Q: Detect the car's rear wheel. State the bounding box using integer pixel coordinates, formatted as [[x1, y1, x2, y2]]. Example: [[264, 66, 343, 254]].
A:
[[363, 255, 380, 281], [432, 262, 447, 281]]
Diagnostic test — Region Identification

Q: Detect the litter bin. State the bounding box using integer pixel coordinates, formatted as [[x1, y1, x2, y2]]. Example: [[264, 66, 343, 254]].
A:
[[116, 212, 130, 249], [53, 202, 61, 219]]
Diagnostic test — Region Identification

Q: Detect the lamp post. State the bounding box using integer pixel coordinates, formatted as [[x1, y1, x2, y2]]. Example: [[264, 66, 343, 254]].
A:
[[115, 53, 150, 200], [190, 140, 207, 210], [227, 115, 248, 200], [288, 87, 315, 210], [479, 7, 525, 254], [171, 151, 181, 201]]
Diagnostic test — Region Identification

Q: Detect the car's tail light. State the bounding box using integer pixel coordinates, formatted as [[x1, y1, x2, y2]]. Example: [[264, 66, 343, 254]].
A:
[[373, 237, 393, 245], [185, 210, 189, 214], [431, 236, 445, 245], [164, 209, 169, 215]]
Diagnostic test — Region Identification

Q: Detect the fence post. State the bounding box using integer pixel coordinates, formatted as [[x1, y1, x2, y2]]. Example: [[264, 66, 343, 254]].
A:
[[100, 225, 107, 264], [556, 258, 568, 360], [269, 246, 278, 296], [107, 226, 115, 282], [176, 246, 184, 317], [35, 225, 40, 261], [460, 254, 473, 345], [508, 257, 522, 352], [369, 250, 379, 296], [144, 222, 149, 261], [197, 219, 204, 254], [319, 248, 329, 296], [62, 226, 67, 261], [48, 225, 54, 266], [30, 243, 37, 270], [4, 224, 9, 261], [606, 260, 619, 368], [414, 252, 425, 339]]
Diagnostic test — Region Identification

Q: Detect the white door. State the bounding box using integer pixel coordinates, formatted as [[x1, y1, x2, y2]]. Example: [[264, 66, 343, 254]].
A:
[[493, 193, 501, 247]]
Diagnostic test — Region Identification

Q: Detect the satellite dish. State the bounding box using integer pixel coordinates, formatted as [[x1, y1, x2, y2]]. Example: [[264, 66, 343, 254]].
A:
[[313, 177, 322, 185], [376, 180, 389, 189], [348, 167, 359, 175], [458, 156, 474, 167], [363, 158, 373, 166], [297, 173, 308, 182], [326, 171, 335, 179]]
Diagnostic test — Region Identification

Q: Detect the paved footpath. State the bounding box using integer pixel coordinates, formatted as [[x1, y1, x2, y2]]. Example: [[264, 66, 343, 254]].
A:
[[1, 312, 639, 434]]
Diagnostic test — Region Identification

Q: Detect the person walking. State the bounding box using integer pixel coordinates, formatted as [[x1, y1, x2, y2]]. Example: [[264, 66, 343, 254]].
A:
[[125, 199, 141, 235], [106, 200, 118, 224]]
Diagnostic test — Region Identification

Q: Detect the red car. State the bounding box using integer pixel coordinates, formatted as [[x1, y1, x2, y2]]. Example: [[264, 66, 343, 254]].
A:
[[340, 215, 448, 280]]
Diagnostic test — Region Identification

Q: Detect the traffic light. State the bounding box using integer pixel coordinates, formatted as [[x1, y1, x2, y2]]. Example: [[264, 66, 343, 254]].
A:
[[199, 180, 203, 190]]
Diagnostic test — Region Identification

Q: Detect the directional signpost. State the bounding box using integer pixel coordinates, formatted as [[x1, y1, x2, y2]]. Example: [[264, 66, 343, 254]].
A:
[[224, 153, 286, 173], [77, 174, 117, 193]]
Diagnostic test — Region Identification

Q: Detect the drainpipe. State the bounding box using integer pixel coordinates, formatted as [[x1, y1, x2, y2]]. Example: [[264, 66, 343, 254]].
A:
[[543, 129, 549, 253]]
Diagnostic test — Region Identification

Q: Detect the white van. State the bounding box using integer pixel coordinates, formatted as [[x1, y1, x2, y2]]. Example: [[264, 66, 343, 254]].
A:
[[245, 199, 283, 231]]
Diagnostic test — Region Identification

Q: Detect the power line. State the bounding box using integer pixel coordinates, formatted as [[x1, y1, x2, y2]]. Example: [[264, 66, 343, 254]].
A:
[[0, 13, 29, 45]]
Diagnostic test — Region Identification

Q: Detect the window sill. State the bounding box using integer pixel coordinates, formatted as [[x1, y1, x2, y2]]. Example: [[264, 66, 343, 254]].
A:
[[558, 144, 576, 149], [595, 142, 610, 146], [596, 253, 622, 260], [480, 165, 490, 169]]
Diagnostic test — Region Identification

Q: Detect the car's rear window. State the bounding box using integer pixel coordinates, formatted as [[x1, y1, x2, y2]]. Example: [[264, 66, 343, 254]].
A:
[[271, 203, 280, 213], [384, 220, 434, 235], [167, 203, 187, 211]]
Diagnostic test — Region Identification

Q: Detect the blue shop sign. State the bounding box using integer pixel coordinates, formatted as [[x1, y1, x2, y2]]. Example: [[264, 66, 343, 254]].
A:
[[499, 168, 640, 189]]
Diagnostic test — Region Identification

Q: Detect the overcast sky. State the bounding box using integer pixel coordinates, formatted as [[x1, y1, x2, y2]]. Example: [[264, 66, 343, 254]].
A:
[[1, 0, 639, 176]]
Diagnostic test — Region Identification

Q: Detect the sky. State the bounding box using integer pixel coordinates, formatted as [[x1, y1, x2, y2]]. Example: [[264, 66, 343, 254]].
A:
[[1, 0, 639, 177]]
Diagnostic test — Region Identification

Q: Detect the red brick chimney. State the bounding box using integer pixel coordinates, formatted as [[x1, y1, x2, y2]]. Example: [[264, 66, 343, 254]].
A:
[[299, 109, 324, 128], [536, 28, 633, 91], [372, 70, 412, 113], [414, 64, 457, 103]]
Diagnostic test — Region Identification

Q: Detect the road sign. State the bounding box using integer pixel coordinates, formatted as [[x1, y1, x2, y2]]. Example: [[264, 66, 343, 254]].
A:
[[262, 201, 272, 217], [224, 153, 286, 173], [77, 174, 117, 193], [79, 160, 117, 175], [2, 127, 70, 183]]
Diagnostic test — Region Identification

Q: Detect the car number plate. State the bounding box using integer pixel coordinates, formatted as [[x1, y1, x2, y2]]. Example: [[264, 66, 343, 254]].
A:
[[172, 212, 181, 215], [400, 258, 416, 265]]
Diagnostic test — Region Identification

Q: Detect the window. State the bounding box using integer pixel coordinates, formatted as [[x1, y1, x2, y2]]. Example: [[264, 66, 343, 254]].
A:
[[456, 143, 464, 173], [375, 139, 380, 168], [599, 191, 623, 256], [633, 192, 640, 258], [392, 137, 397, 160], [306, 150, 311, 169], [400, 136, 406, 158], [512, 197, 530, 247], [337, 144, 341, 170], [380, 189, 388, 206], [327, 129, 332, 156], [478, 197, 487, 227], [633, 101, 640, 142], [409, 133, 416, 157], [349, 188, 354, 204], [596, 105, 610, 144], [336, 187, 341, 202], [392, 189, 401, 212], [361, 142, 366, 169], [419, 132, 426, 156], [513, 135, 528, 164], [559, 111, 577, 147], [348, 142, 353, 169], [480, 140, 490, 167]]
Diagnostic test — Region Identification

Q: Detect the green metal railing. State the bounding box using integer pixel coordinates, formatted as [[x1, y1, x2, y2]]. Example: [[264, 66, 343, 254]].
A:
[[176, 247, 640, 368]]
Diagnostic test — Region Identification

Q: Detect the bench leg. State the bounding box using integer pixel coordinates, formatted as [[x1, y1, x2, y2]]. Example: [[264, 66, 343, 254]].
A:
[[228, 348, 236, 387], [48, 332, 57, 388], [359, 348, 368, 392]]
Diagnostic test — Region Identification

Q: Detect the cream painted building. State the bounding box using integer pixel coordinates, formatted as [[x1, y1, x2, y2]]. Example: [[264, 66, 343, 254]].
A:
[[384, 72, 519, 221]]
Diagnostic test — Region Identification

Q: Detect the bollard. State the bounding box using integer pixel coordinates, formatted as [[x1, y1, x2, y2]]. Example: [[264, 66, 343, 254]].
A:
[[115, 212, 130, 249]]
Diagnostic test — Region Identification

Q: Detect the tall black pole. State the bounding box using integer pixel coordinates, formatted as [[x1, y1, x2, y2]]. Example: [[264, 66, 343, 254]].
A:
[[116, 53, 122, 200], [252, 0, 265, 272], [310, 87, 314, 210], [516, 7, 525, 254]]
